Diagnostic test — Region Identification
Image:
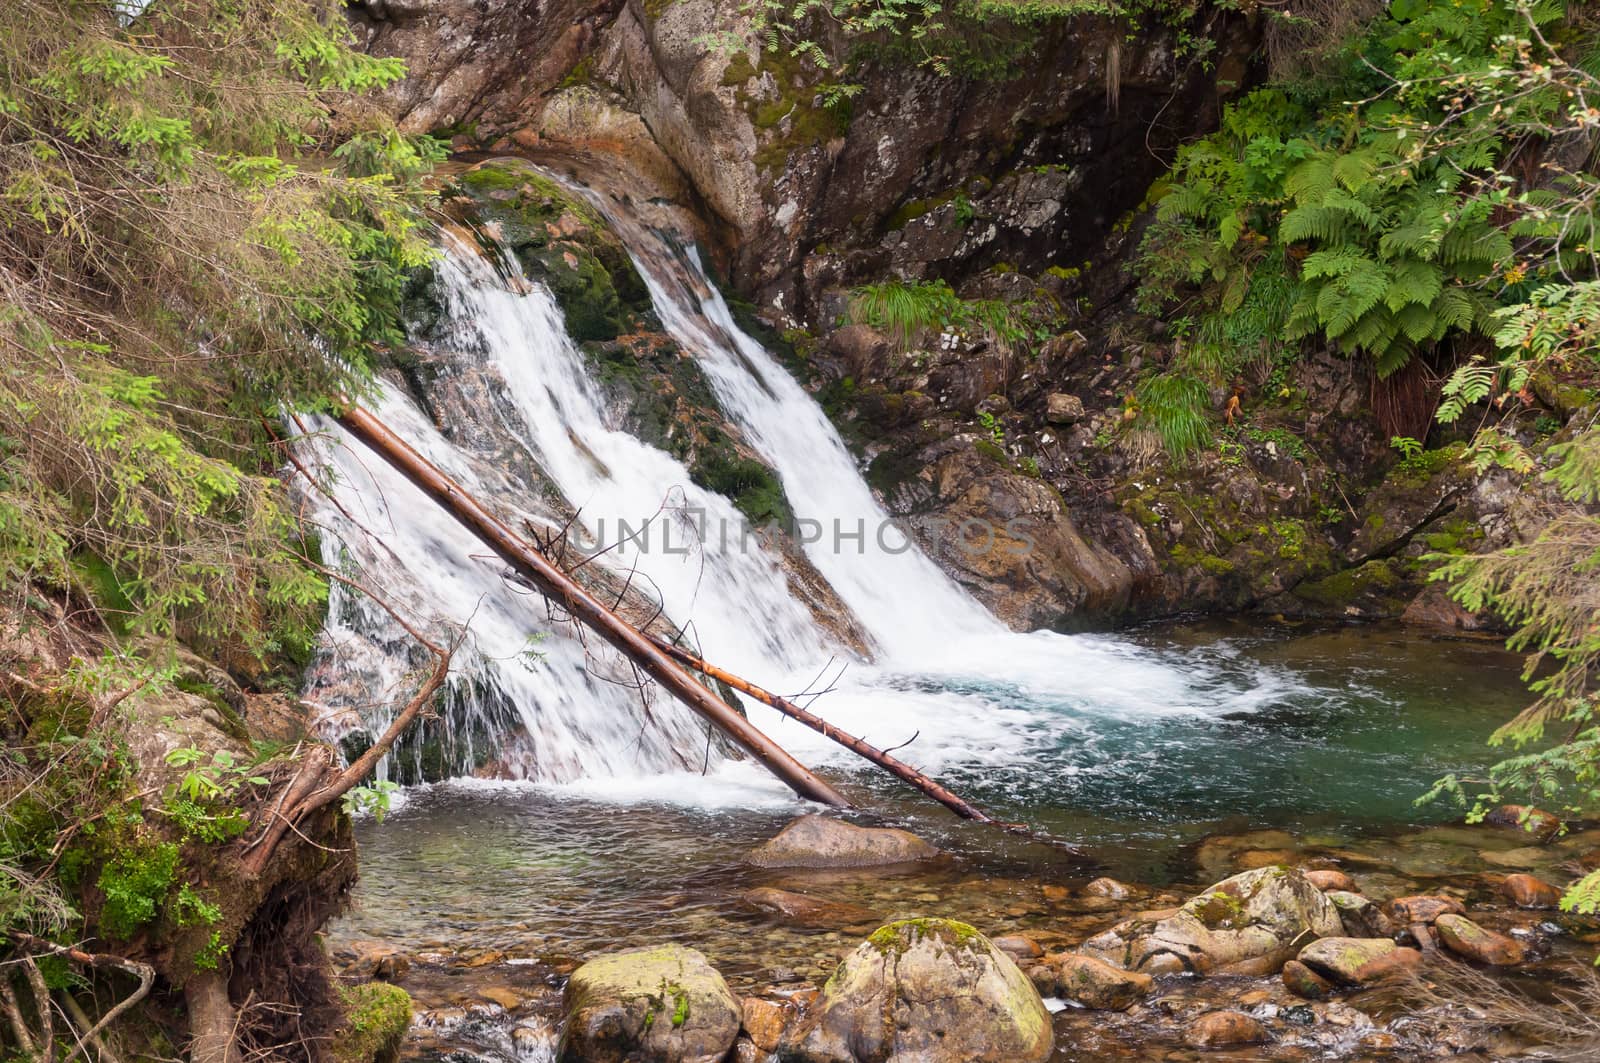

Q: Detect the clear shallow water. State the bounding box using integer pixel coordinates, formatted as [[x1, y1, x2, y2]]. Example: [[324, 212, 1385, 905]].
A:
[[334, 620, 1532, 978]]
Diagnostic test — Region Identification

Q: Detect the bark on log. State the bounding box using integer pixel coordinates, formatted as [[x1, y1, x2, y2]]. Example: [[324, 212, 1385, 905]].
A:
[[335, 404, 850, 809], [644, 634, 1001, 824]]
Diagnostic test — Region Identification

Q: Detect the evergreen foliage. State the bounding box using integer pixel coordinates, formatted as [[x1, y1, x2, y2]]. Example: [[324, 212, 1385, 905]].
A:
[[0, 0, 440, 659]]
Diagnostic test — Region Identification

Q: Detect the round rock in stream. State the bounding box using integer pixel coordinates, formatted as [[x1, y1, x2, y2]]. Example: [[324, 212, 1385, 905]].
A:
[[778, 918, 1053, 1063], [747, 815, 940, 868], [1080, 865, 1341, 975], [558, 945, 741, 1063]]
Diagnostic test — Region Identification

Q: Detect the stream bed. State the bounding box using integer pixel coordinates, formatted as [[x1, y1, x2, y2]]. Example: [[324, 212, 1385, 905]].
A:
[[330, 620, 1600, 1062]]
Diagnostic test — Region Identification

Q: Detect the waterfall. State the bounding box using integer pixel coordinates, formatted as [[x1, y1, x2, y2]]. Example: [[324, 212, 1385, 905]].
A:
[[302, 178, 1310, 802], [612, 237, 1003, 660]]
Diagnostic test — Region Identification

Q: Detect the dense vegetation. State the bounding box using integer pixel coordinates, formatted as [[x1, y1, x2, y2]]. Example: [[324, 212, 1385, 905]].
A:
[[0, 0, 437, 1056], [1131, 0, 1600, 912]]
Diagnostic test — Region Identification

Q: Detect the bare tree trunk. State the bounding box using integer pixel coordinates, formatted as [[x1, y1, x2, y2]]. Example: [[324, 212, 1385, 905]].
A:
[[335, 404, 851, 809], [644, 634, 1003, 824], [184, 971, 242, 1063]]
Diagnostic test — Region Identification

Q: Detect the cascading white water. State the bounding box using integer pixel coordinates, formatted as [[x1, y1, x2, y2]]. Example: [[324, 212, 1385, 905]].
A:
[[305, 179, 1318, 804]]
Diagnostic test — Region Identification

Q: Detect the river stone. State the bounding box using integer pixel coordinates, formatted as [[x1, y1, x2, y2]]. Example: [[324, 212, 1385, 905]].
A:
[[1184, 1011, 1267, 1048], [558, 945, 740, 1063], [1388, 895, 1465, 926], [741, 888, 881, 929], [747, 815, 939, 868], [992, 935, 1044, 961], [741, 998, 792, 1054], [1041, 953, 1153, 1011], [1082, 877, 1136, 900], [1501, 873, 1563, 909], [1435, 914, 1527, 966], [1304, 869, 1357, 893], [1079, 866, 1341, 975], [1297, 938, 1421, 986], [777, 919, 1053, 1063], [1281, 960, 1332, 1000], [1326, 891, 1394, 939]]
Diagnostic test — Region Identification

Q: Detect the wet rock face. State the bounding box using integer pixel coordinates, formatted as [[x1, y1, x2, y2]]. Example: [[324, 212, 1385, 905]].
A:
[[779, 919, 1053, 1063], [893, 445, 1134, 629], [747, 815, 940, 868], [559, 945, 742, 1063], [1080, 866, 1342, 976]]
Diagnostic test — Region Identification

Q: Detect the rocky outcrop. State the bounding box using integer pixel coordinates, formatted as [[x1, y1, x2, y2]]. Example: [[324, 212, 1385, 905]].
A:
[[747, 815, 939, 868], [559, 945, 742, 1062], [1080, 866, 1341, 976], [779, 919, 1053, 1063]]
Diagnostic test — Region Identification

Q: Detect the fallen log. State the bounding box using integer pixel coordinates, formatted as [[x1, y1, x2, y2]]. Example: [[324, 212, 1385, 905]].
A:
[[334, 404, 851, 809], [643, 634, 1001, 824]]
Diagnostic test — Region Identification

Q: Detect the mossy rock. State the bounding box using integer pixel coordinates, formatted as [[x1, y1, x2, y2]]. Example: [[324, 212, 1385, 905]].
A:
[[559, 945, 740, 1063], [454, 160, 650, 342], [333, 982, 411, 1063], [783, 918, 1053, 1062]]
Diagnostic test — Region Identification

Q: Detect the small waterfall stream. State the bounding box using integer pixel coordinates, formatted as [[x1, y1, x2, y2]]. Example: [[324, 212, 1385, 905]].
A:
[[302, 168, 1317, 799]]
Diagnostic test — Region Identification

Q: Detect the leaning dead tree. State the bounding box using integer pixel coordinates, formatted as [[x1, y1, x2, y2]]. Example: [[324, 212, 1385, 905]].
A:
[[335, 403, 852, 808], [641, 634, 1006, 824]]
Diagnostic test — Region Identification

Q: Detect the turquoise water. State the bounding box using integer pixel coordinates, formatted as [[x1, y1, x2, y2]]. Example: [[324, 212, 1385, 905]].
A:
[[335, 622, 1533, 972]]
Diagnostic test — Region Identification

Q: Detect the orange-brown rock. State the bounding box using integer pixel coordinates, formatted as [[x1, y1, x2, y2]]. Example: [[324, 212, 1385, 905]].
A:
[[1304, 869, 1356, 893], [1184, 1010, 1268, 1048], [1435, 914, 1527, 966], [1501, 873, 1563, 909], [1389, 895, 1465, 925]]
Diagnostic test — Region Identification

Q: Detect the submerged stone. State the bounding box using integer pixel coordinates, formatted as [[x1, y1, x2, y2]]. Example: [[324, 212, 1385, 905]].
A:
[[747, 815, 939, 868], [1501, 873, 1564, 909], [1184, 1010, 1267, 1048], [778, 919, 1052, 1063]]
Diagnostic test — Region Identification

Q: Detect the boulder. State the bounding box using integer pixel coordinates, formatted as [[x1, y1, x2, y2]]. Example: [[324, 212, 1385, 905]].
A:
[[747, 815, 938, 868], [558, 945, 741, 1063], [1304, 869, 1356, 893], [1079, 866, 1341, 975], [1184, 1011, 1267, 1049], [1501, 874, 1563, 909], [1434, 914, 1527, 966], [778, 919, 1052, 1063], [1038, 953, 1152, 1011], [1297, 938, 1422, 986], [1045, 392, 1086, 425], [1484, 805, 1563, 843], [1325, 891, 1394, 939], [1280, 960, 1332, 1000], [741, 888, 881, 929]]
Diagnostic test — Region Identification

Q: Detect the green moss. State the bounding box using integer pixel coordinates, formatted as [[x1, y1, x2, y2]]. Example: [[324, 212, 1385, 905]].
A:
[[974, 438, 1008, 464], [1272, 518, 1306, 561], [690, 444, 794, 529], [887, 191, 956, 230], [1190, 890, 1246, 929], [1292, 559, 1402, 608], [721, 52, 757, 87], [333, 983, 412, 1063], [670, 987, 690, 1027], [559, 54, 597, 91], [1170, 543, 1236, 576], [456, 161, 650, 342], [867, 918, 987, 956]]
